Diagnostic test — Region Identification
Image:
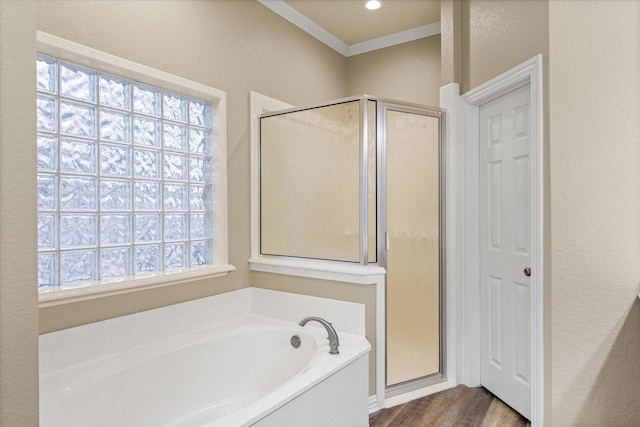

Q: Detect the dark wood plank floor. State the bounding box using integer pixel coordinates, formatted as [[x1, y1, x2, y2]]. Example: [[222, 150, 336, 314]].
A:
[[369, 385, 531, 427]]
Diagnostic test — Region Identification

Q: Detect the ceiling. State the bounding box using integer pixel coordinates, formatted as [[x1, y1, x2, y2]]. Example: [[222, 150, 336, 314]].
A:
[[287, 0, 441, 45], [259, 0, 441, 57]]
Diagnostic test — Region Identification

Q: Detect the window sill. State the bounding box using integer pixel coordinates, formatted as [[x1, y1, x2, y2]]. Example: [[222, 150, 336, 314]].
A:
[[38, 264, 236, 308], [249, 256, 385, 285]]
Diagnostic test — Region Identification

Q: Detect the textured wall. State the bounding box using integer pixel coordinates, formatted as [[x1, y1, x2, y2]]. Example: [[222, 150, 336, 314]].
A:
[[440, 0, 461, 86], [36, 0, 346, 332], [346, 37, 441, 106], [549, 1, 640, 424], [461, 0, 548, 93], [0, 1, 40, 425]]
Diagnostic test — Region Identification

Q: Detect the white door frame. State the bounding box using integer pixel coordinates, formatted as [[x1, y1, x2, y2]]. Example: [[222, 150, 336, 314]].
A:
[[460, 55, 544, 425]]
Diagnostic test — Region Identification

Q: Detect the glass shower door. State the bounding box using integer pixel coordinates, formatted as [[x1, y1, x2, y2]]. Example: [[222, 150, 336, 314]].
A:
[[385, 107, 441, 387]]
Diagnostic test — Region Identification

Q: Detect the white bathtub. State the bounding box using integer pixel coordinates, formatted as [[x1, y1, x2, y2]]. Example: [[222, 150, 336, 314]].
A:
[[40, 308, 370, 427]]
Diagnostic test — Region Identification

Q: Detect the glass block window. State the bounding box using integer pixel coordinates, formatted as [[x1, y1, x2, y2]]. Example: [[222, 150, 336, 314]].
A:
[[37, 54, 215, 292]]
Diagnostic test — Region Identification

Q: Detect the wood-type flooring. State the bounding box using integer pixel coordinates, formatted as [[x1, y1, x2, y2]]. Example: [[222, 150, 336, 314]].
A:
[[369, 385, 531, 427]]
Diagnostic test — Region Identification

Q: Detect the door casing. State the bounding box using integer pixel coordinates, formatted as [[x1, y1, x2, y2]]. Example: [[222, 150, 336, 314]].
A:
[[460, 55, 544, 425]]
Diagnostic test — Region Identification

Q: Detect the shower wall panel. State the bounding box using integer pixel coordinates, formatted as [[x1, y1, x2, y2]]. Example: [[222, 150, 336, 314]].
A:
[[260, 101, 361, 262]]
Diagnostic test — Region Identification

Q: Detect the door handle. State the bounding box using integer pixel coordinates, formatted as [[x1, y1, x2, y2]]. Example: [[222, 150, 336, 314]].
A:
[[524, 267, 531, 277]]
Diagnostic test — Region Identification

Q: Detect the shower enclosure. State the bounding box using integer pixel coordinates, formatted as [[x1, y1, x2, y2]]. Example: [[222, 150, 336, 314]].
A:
[[259, 95, 444, 394]]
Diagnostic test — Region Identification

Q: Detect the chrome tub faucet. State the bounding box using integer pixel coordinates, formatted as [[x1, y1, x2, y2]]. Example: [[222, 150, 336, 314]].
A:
[[299, 316, 340, 355]]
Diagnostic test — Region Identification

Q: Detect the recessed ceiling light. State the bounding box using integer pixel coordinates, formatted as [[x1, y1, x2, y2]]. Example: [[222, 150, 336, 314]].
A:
[[365, 0, 383, 11]]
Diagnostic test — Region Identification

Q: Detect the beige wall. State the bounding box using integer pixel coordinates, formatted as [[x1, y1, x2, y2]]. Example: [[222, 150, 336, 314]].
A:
[[549, 1, 640, 425], [346, 37, 441, 106], [36, 0, 346, 332], [0, 1, 40, 425], [441, 0, 462, 86], [460, 0, 549, 93]]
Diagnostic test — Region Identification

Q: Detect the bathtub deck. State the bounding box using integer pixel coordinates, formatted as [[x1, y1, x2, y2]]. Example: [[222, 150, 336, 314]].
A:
[[369, 385, 530, 427]]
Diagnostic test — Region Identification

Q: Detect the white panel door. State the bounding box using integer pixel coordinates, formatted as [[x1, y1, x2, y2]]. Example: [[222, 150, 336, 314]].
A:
[[479, 84, 531, 419]]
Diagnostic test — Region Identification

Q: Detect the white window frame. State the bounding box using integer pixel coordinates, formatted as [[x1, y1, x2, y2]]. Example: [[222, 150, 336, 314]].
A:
[[37, 31, 234, 307]]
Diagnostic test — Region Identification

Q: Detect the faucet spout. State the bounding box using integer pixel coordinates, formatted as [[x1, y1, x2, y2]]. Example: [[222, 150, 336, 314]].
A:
[[299, 316, 340, 355]]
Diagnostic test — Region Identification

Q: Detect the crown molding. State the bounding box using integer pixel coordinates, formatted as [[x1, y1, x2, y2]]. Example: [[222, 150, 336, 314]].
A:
[[258, 0, 441, 57], [258, 0, 348, 54], [345, 22, 441, 56]]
